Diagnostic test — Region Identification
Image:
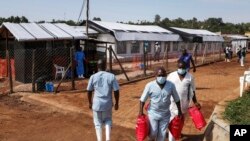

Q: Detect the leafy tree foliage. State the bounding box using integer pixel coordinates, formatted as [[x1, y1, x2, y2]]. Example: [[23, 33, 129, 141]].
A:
[[125, 15, 250, 34]]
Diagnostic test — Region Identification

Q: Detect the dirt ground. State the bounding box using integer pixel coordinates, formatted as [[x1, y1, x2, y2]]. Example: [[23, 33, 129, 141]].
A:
[[0, 56, 248, 141]]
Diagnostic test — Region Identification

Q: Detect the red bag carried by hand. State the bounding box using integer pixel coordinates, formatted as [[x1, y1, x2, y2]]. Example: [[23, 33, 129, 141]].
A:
[[169, 116, 184, 140], [136, 115, 149, 141], [188, 106, 206, 130]]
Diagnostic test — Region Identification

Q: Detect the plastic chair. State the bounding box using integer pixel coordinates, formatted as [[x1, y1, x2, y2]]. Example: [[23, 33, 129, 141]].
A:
[[54, 64, 65, 80], [239, 71, 250, 97]]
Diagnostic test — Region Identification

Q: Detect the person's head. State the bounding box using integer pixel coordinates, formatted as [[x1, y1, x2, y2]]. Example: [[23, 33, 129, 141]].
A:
[[182, 48, 187, 55], [155, 67, 167, 84], [97, 59, 106, 71], [155, 42, 159, 45], [177, 60, 187, 76]]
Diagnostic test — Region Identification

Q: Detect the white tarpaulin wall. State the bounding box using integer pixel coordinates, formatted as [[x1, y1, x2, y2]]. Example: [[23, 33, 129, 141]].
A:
[[2, 22, 87, 41]]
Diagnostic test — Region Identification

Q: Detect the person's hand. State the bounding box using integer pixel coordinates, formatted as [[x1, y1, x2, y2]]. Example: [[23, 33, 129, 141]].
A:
[[178, 111, 183, 118], [193, 68, 196, 72], [114, 103, 119, 110], [89, 103, 92, 110], [194, 102, 201, 110], [139, 111, 144, 116]]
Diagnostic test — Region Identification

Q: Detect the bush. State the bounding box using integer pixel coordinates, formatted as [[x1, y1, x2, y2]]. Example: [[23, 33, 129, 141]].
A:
[[223, 90, 250, 124]]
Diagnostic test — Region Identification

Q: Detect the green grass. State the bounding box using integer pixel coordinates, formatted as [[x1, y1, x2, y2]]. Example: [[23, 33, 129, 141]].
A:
[[223, 90, 250, 125]]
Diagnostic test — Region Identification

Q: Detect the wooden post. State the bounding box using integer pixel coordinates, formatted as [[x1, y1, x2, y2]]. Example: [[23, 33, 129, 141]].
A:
[[194, 43, 198, 64], [70, 47, 75, 90], [6, 31, 13, 94], [110, 47, 129, 81], [109, 45, 112, 72], [143, 43, 146, 76], [86, 0, 89, 36], [32, 49, 36, 93]]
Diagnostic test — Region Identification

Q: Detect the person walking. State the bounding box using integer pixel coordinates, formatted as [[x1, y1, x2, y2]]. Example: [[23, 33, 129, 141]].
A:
[[154, 42, 161, 62], [178, 48, 196, 72], [75, 47, 85, 78], [139, 67, 182, 141], [236, 45, 242, 63], [167, 60, 201, 141], [240, 46, 247, 67], [87, 59, 120, 141]]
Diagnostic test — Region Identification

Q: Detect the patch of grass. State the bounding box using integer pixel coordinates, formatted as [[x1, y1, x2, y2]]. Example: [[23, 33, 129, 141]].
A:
[[223, 90, 250, 125]]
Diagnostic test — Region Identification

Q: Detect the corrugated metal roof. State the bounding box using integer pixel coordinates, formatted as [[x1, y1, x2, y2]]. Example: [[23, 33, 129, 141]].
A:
[[91, 21, 181, 41], [171, 27, 218, 36], [92, 21, 173, 33], [20, 23, 54, 40], [114, 32, 182, 41], [1, 22, 87, 41], [3, 23, 35, 41], [72, 26, 99, 34], [171, 27, 224, 42], [225, 35, 249, 40]]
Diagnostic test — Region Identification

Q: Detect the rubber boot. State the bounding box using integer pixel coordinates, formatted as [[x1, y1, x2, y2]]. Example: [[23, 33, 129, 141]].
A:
[[105, 125, 111, 141], [96, 128, 102, 141]]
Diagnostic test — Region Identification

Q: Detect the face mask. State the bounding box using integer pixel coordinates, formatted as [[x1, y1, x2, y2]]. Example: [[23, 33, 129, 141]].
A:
[[177, 68, 186, 75], [156, 76, 166, 84]]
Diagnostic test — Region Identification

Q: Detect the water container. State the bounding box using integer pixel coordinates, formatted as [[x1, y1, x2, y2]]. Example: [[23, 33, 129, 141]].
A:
[[135, 115, 149, 141], [45, 82, 54, 92], [188, 106, 206, 130], [169, 116, 184, 140]]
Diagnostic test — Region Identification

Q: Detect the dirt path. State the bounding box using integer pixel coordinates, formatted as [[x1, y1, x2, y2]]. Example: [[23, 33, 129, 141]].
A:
[[0, 56, 249, 141]]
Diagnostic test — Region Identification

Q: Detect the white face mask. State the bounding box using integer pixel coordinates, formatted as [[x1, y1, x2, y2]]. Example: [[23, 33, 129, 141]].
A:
[[156, 76, 166, 84], [177, 68, 186, 75]]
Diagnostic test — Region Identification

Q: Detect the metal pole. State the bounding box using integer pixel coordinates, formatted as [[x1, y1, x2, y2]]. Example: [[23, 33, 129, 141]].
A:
[[110, 47, 129, 81], [70, 47, 75, 90], [86, 0, 89, 36], [6, 31, 13, 94], [143, 43, 146, 76], [109, 45, 112, 72], [32, 49, 36, 93]]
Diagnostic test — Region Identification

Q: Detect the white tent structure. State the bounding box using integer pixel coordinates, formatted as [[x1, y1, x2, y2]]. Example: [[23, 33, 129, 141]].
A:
[[1, 22, 87, 41], [223, 34, 249, 52], [84, 20, 182, 60]]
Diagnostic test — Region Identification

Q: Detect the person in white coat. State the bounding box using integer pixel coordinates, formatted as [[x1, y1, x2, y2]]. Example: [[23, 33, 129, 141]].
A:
[[167, 60, 201, 141]]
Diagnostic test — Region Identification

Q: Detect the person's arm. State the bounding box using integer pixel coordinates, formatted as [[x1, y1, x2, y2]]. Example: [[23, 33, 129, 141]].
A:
[[175, 101, 182, 117], [171, 83, 182, 117], [114, 90, 119, 110], [87, 91, 93, 109], [139, 101, 145, 116], [192, 91, 201, 109], [87, 76, 94, 109], [139, 83, 150, 116]]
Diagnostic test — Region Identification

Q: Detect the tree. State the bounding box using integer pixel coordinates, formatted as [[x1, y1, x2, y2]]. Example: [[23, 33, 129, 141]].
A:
[[93, 17, 101, 21], [154, 14, 161, 24]]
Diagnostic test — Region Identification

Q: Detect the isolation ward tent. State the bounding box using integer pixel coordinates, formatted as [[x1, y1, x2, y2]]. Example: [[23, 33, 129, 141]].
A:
[[82, 20, 182, 61], [0, 22, 87, 84], [168, 27, 224, 63]]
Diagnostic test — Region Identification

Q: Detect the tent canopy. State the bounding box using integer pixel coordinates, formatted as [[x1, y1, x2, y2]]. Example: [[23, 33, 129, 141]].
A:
[[1, 22, 88, 42]]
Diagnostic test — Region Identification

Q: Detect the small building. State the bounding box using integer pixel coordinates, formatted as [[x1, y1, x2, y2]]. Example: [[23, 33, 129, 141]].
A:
[[223, 34, 250, 52], [82, 20, 182, 61], [0, 22, 87, 83], [168, 27, 224, 56]]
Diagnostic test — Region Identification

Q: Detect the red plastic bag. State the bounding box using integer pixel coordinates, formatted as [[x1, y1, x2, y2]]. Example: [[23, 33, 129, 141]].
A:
[[135, 115, 149, 141], [169, 116, 184, 140], [188, 106, 207, 130]]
